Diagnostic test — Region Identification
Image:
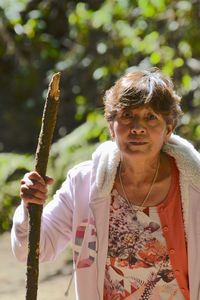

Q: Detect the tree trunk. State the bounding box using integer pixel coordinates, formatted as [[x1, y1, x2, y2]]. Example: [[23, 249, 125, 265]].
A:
[[26, 72, 61, 300]]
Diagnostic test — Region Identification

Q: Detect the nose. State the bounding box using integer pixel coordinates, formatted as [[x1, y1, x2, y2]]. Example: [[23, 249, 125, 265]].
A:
[[130, 120, 146, 135]]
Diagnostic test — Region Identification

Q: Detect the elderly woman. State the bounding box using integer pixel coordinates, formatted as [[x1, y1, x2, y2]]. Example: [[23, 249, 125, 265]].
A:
[[11, 68, 200, 300]]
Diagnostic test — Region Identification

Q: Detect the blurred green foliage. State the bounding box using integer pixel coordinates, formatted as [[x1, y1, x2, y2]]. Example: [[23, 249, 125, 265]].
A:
[[0, 0, 200, 152], [0, 152, 33, 231], [0, 0, 200, 232]]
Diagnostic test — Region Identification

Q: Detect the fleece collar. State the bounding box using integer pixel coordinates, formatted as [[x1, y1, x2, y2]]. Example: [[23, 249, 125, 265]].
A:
[[92, 134, 200, 196]]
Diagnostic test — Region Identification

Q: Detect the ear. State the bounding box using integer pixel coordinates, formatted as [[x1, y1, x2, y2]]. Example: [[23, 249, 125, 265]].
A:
[[109, 122, 115, 140], [164, 124, 174, 143]]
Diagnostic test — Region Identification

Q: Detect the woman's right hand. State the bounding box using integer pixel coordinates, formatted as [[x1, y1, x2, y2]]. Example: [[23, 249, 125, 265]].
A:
[[20, 171, 54, 206]]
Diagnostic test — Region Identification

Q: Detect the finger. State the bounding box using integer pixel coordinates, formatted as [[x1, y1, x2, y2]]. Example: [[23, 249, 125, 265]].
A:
[[21, 181, 47, 197], [21, 172, 48, 191], [44, 176, 54, 185], [20, 179, 48, 193], [22, 193, 46, 206], [20, 188, 46, 205], [23, 171, 46, 185], [21, 172, 54, 187]]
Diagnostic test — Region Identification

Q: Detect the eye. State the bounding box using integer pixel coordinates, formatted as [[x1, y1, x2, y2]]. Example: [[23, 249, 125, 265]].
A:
[[147, 113, 158, 121], [121, 110, 132, 119]]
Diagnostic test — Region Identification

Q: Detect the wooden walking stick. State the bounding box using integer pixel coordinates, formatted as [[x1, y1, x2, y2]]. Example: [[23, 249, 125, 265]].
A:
[[26, 72, 61, 300]]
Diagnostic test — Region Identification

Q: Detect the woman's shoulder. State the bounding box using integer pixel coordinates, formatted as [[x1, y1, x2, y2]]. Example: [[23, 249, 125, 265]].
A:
[[68, 160, 93, 178], [163, 134, 200, 186]]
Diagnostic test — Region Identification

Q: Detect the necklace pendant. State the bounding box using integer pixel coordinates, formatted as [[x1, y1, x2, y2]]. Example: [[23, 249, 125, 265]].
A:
[[132, 211, 137, 221]]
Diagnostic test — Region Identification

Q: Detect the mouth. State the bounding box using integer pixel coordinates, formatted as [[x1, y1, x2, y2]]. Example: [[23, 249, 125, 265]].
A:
[[128, 141, 148, 145]]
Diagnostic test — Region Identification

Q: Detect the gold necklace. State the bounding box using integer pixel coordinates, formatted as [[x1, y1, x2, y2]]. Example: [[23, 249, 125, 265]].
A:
[[119, 158, 160, 218]]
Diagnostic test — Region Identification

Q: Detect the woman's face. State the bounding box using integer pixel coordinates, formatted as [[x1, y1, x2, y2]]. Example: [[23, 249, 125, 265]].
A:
[[109, 105, 173, 159]]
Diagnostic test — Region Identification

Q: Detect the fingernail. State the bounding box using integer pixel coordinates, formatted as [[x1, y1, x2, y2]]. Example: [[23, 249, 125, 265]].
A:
[[27, 179, 34, 186]]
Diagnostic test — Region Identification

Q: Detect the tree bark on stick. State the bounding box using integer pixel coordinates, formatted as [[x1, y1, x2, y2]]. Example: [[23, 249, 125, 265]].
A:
[[26, 72, 61, 300]]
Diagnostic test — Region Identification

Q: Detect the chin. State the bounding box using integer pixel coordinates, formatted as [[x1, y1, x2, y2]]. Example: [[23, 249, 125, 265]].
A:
[[125, 144, 156, 157], [125, 148, 148, 157]]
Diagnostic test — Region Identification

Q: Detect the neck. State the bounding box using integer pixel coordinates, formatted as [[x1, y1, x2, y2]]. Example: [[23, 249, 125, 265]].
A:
[[120, 154, 161, 185]]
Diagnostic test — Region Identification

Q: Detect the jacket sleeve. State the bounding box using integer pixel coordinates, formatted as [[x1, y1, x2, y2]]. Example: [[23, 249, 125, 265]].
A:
[[11, 172, 74, 263]]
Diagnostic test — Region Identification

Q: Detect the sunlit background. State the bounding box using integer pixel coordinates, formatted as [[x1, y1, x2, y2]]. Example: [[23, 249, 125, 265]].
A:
[[0, 0, 200, 299]]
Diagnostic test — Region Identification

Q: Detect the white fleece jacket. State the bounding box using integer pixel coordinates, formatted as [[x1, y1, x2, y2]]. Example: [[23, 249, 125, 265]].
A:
[[11, 134, 200, 299]]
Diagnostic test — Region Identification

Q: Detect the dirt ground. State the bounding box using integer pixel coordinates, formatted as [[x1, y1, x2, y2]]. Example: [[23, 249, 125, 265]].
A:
[[0, 232, 75, 300]]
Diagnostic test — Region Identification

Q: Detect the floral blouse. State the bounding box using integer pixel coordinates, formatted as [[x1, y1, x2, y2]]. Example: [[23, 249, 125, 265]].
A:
[[104, 189, 185, 300]]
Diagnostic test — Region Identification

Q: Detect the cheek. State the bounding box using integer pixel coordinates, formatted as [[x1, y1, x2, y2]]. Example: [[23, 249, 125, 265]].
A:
[[114, 124, 128, 139], [150, 127, 168, 145]]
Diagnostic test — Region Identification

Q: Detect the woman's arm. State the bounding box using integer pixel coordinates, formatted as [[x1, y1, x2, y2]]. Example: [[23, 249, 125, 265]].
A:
[[11, 172, 74, 262]]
